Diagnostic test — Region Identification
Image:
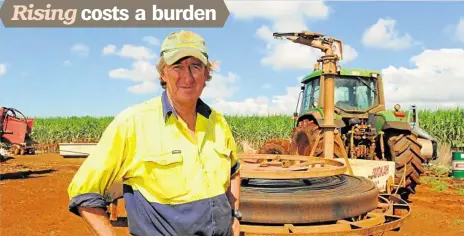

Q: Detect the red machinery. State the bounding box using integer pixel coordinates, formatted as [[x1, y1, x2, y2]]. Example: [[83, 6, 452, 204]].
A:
[[0, 107, 35, 155]]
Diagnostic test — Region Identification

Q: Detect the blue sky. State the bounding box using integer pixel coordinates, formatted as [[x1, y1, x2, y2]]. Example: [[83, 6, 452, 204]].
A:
[[1, 1, 463, 117]]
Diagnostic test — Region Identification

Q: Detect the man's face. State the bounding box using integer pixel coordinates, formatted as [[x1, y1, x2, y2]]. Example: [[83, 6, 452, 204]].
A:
[[162, 56, 209, 104]]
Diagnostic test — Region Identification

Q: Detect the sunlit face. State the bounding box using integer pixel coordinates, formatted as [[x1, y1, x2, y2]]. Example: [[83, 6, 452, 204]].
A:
[[162, 56, 209, 105]]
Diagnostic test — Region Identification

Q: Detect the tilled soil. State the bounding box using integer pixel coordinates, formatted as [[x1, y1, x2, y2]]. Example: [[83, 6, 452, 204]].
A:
[[1, 153, 463, 236]]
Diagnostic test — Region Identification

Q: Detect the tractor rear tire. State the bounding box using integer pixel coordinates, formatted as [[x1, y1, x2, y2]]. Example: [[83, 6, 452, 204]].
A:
[[386, 130, 425, 201], [257, 138, 291, 155], [240, 174, 379, 224], [290, 119, 346, 158]]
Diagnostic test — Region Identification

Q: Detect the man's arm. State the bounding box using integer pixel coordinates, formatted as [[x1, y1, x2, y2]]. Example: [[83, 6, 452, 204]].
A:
[[227, 169, 241, 210], [225, 122, 241, 211], [67, 111, 134, 235], [78, 207, 117, 236]]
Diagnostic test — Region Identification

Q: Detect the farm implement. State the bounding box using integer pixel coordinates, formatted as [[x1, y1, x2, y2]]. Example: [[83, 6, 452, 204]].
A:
[[256, 31, 438, 202], [0, 107, 35, 157]]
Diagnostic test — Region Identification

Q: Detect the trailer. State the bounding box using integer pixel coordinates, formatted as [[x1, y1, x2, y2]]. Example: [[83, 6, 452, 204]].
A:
[[0, 107, 35, 156]]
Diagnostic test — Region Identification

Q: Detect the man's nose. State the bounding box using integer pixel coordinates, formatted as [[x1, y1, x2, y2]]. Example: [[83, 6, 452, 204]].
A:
[[181, 67, 195, 83]]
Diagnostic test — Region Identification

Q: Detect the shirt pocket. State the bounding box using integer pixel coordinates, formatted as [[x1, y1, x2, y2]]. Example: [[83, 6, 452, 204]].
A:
[[141, 151, 189, 200], [214, 146, 232, 159], [213, 146, 233, 186]]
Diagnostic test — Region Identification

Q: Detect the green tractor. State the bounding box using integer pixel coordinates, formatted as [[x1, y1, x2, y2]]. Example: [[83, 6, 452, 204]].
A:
[[258, 32, 438, 201]]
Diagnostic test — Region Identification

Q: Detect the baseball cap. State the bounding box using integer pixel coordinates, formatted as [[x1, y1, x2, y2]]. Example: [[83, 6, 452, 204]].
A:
[[160, 30, 208, 65]]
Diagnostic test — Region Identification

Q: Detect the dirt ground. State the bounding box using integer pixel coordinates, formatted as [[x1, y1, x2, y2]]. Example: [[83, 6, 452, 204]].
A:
[[1, 153, 463, 236]]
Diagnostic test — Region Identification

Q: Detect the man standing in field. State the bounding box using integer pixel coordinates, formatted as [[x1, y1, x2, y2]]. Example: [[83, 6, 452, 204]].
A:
[[67, 30, 242, 236]]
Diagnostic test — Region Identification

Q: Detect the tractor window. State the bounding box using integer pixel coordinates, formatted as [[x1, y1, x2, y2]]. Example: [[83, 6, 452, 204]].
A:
[[303, 81, 313, 110], [334, 76, 378, 111], [312, 79, 320, 106], [301, 78, 320, 113]]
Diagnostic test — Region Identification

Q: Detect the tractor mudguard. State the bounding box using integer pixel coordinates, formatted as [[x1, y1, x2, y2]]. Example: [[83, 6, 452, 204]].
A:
[[411, 126, 438, 160], [382, 121, 411, 131], [297, 108, 346, 129], [371, 110, 410, 131], [411, 126, 437, 142]]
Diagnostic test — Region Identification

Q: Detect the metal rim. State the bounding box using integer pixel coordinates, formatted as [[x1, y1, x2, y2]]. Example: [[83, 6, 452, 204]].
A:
[[239, 194, 411, 235], [240, 175, 380, 224], [238, 154, 347, 179]]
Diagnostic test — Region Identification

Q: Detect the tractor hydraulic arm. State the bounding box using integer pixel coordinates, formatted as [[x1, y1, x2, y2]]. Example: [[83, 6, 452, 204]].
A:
[[273, 31, 343, 60]]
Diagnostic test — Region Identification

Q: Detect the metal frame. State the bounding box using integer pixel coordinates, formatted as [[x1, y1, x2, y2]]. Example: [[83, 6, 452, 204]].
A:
[[238, 154, 347, 179]]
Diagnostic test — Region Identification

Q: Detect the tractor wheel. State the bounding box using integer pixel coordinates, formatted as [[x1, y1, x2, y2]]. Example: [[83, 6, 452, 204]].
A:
[[257, 138, 291, 155], [290, 119, 346, 158], [386, 130, 425, 201]]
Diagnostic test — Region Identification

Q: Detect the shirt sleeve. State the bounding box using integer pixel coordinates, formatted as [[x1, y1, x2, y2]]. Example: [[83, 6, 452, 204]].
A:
[[67, 110, 134, 216], [224, 122, 240, 176]]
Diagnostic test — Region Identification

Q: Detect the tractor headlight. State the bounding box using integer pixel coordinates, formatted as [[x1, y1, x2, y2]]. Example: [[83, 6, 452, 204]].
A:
[[371, 73, 378, 78], [394, 104, 401, 111], [313, 101, 318, 108]]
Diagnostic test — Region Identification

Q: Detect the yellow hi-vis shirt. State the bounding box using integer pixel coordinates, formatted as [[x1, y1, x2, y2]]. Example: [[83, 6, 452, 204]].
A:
[[67, 91, 240, 236]]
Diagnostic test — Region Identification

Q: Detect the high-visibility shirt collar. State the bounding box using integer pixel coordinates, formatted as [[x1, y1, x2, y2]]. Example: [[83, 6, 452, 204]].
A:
[[161, 90, 212, 121]]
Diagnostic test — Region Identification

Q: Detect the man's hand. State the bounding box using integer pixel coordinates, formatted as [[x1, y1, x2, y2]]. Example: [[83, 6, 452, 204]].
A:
[[232, 217, 240, 236]]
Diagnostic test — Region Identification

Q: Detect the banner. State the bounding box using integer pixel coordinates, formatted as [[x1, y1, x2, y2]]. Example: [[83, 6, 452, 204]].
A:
[[0, 0, 230, 27]]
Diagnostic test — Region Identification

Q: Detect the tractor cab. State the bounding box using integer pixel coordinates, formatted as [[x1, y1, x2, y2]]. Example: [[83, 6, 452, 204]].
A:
[[300, 68, 385, 119]]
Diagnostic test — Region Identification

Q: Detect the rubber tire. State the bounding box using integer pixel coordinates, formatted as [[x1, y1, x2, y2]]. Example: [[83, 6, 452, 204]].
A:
[[386, 130, 425, 201], [257, 138, 291, 155], [239, 174, 379, 224], [289, 119, 346, 158]]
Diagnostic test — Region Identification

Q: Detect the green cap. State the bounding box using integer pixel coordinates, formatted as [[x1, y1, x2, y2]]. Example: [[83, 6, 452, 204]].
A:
[[160, 30, 208, 65]]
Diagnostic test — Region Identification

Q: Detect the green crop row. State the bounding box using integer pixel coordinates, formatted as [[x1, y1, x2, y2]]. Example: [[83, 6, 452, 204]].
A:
[[29, 108, 463, 152]]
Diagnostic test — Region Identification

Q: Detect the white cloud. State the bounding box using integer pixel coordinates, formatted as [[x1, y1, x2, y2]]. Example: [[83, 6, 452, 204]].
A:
[[382, 48, 464, 109], [226, 0, 330, 25], [211, 86, 301, 116], [128, 81, 158, 94], [362, 18, 416, 50], [71, 43, 90, 57], [103, 44, 157, 61], [455, 17, 464, 43], [0, 64, 5, 76], [103, 44, 117, 55], [109, 60, 158, 83], [202, 72, 240, 100], [63, 60, 71, 66], [337, 44, 359, 64], [104, 39, 161, 94], [143, 36, 161, 46]]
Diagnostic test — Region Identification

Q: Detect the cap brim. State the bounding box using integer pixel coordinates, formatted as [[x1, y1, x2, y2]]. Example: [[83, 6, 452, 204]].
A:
[[163, 48, 208, 65]]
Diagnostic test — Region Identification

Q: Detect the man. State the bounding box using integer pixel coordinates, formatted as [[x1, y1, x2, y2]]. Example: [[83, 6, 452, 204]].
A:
[[67, 30, 242, 236]]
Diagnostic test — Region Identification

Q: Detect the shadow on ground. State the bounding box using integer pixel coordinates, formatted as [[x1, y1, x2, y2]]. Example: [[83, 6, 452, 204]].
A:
[[0, 156, 14, 162], [0, 169, 56, 180]]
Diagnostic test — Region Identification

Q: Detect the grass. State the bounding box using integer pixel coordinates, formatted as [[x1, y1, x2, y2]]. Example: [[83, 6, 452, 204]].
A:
[[453, 220, 464, 226], [27, 108, 463, 154], [420, 176, 450, 192], [456, 188, 464, 196]]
